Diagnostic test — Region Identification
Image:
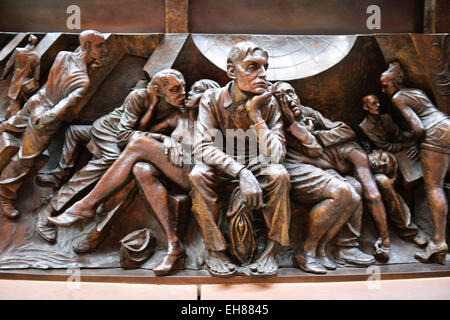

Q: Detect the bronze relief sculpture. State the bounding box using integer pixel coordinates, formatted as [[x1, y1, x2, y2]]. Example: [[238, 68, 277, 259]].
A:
[[0, 31, 447, 278]]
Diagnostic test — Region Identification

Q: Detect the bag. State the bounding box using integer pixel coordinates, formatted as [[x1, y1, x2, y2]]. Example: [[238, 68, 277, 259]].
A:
[[119, 228, 155, 269], [226, 187, 256, 265]]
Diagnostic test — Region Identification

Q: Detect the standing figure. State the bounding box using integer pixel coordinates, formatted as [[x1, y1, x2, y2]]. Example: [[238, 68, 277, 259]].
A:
[[188, 42, 291, 277], [0, 30, 107, 219], [359, 94, 427, 247], [35, 69, 185, 244], [380, 61, 450, 264], [274, 81, 375, 273], [0, 34, 40, 120], [48, 79, 219, 275]]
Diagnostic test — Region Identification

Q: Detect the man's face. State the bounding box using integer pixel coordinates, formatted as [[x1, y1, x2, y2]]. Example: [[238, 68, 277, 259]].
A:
[[363, 95, 380, 115], [87, 36, 108, 66], [369, 150, 395, 176], [380, 78, 398, 98], [275, 83, 302, 119], [185, 82, 205, 108], [232, 50, 269, 94], [161, 74, 186, 108]]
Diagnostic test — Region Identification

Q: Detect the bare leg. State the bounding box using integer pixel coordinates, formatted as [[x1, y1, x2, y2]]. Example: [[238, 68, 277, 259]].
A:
[[132, 162, 185, 275], [421, 149, 449, 245], [132, 162, 182, 254], [301, 182, 353, 257], [61, 134, 190, 218], [348, 149, 390, 250]]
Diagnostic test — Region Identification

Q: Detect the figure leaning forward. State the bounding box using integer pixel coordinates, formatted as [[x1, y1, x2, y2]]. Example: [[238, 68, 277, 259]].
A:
[[0, 30, 108, 219]]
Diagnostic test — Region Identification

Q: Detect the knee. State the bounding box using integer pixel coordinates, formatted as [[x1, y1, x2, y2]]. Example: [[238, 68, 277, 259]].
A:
[[132, 162, 159, 179], [364, 188, 382, 202], [127, 133, 150, 153], [330, 181, 353, 204], [265, 164, 290, 185], [375, 174, 393, 190], [188, 164, 213, 186]]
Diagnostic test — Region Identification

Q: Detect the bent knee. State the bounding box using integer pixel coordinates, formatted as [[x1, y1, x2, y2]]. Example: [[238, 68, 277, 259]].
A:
[[132, 162, 159, 178], [264, 164, 290, 183], [127, 133, 156, 152], [188, 164, 214, 185], [329, 180, 353, 203], [375, 174, 393, 189]]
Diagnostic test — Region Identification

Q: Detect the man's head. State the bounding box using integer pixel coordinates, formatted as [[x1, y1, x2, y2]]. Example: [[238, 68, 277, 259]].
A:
[[149, 69, 185, 108], [369, 150, 398, 179], [185, 79, 220, 108], [27, 34, 38, 47], [273, 81, 303, 120], [227, 41, 269, 95], [79, 30, 107, 66], [380, 61, 404, 98], [362, 95, 380, 116]]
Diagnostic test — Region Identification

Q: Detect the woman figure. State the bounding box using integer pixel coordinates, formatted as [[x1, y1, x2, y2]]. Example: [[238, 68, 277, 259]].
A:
[[380, 61, 449, 264], [48, 79, 220, 274]]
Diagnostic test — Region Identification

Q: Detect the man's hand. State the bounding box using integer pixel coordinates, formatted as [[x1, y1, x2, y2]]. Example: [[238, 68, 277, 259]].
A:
[[163, 136, 184, 167], [238, 168, 263, 210], [277, 93, 296, 126], [406, 145, 420, 161], [245, 84, 273, 124]]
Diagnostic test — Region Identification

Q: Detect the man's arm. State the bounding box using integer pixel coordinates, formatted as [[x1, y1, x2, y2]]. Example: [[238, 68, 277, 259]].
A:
[[37, 84, 89, 127], [193, 94, 245, 178], [359, 119, 413, 153], [32, 58, 40, 82], [310, 108, 356, 147], [392, 95, 425, 142], [251, 98, 287, 163]]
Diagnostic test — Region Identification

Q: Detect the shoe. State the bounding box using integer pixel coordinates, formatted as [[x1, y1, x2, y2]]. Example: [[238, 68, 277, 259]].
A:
[[374, 238, 390, 261], [72, 229, 107, 254], [47, 211, 89, 230], [153, 250, 185, 276], [0, 198, 19, 219], [335, 247, 375, 267], [415, 241, 448, 265], [35, 173, 62, 189], [411, 233, 428, 248], [34, 201, 56, 242], [319, 254, 337, 270], [294, 251, 327, 274]]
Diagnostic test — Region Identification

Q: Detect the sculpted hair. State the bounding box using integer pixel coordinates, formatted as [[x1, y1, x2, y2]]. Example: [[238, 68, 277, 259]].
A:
[[149, 69, 184, 94], [227, 41, 269, 65], [79, 30, 105, 49], [381, 61, 405, 87], [27, 34, 38, 46], [193, 79, 220, 92]]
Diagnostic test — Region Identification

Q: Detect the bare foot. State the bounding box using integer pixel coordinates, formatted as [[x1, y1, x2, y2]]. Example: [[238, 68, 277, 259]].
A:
[[249, 240, 279, 275], [205, 251, 236, 277]]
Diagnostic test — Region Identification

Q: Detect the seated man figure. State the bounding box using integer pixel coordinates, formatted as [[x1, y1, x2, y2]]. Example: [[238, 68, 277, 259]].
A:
[[359, 94, 427, 247], [189, 41, 291, 277], [274, 81, 375, 273], [35, 69, 186, 243]]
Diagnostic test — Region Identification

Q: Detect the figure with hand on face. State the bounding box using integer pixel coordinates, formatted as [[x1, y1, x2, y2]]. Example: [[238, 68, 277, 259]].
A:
[[49, 78, 219, 275]]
